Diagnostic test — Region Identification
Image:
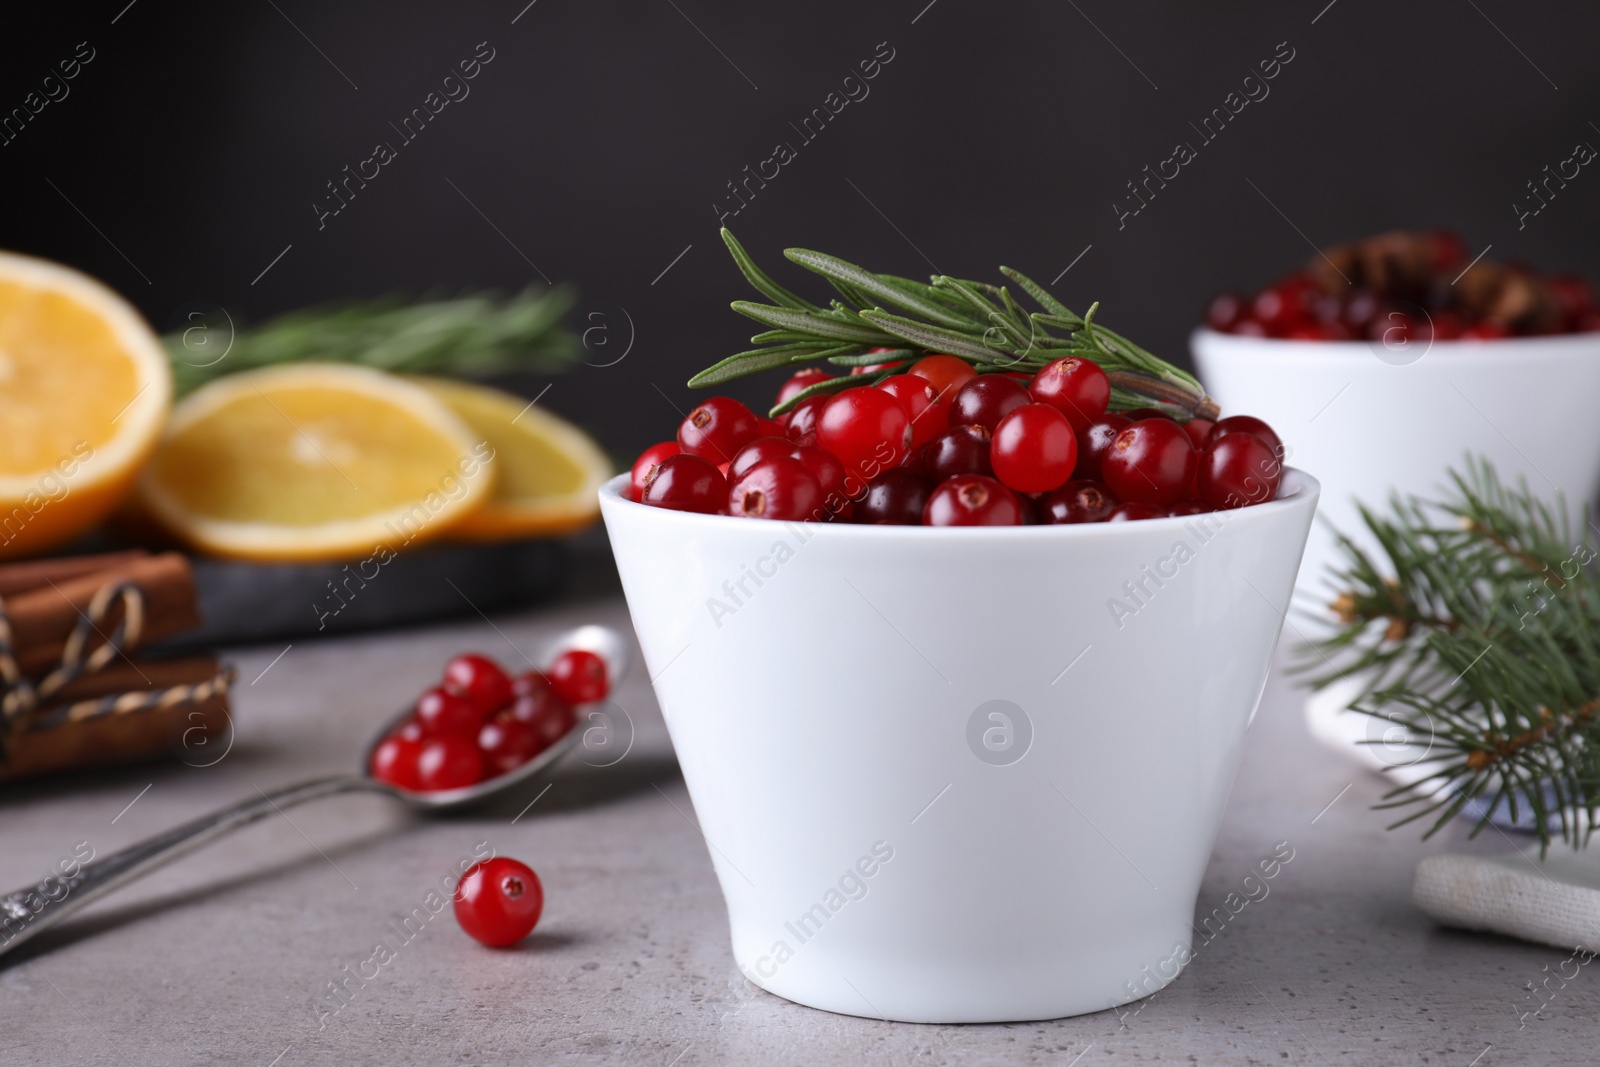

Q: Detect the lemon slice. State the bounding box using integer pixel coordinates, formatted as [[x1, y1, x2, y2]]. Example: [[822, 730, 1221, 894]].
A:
[[417, 377, 609, 539], [0, 251, 171, 560], [136, 364, 494, 561]]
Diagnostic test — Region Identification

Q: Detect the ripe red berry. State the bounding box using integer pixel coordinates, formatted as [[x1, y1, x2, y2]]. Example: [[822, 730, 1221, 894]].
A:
[[1108, 502, 1167, 522], [454, 858, 544, 947], [1206, 414, 1285, 461], [1429, 228, 1467, 273], [478, 715, 541, 775], [1206, 292, 1247, 332], [370, 736, 424, 790], [877, 374, 946, 448], [990, 404, 1079, 494], [777, 368, 833, 406], [907, 354, 978, 396], [1028, 358, 1109, 431], [1102, 419, 1199, 505], [948, 375, 1029, 432], [509, 689, 576, 747], [729, 456, 823, 521], [728, 437, 795, 481], [1197, 433, 1282, 510], [1233, 318, 1269, 337], [1039, 479, 1119, 524], [923, 475, 1022, 526], [791, 445, 851, 517], [630, 441, 680, 501], [915, 424, 993, 481], [512, 670, 553, 700], [1167, 499, 1212, 517], [416, 735, 485, 791], [756, 417, 787, 439], [1252, 275, 1315, 334], [1461, 321, 1512, 340], [854, 468, 931, 525], [849, 348, 906, 375], [817, 387, 912, 481], [678, 396, 761, 462], [1181, 418, 1214, 449], [416, 686, 487, 737], [548, 648, 609, 705], [642, 454, 726, 514], [784, 394, 830, 447], [1075, 413, 1131, 481], [442, 653, 513, 714]]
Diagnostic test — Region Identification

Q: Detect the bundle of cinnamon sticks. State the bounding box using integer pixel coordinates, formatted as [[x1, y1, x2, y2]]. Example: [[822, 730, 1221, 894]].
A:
[[0, 550, 233, 783]]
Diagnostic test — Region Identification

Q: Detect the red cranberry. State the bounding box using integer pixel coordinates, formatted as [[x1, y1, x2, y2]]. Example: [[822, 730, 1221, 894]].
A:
[[1182, 418, 1214, 449], [1075, 413, 1131, 481], [792, 445, 851, 517], [1197, 433, 1282, 510], [1028, 357, 1109, 431], [1252, 275, 1315, 334], [784, 394, 830, 447], [756, 416, 787, 439], [990, 404, 1078, 494], [728, 436, 794, 481], [454, 858, 543, 947], [849, 348, 906, 375], [948, 375, 1029, 432], [678, 396, 761, 462], [817, 387, 912, 481], [512, 670, 552, 700], [854, 468, 931, 525], [478, 715, 541, 775], [1233, 318, 1268, 338], [1340, 291, 1382, 335], [777, 368, 833, 406], [729, 456, 823, 521], [508, 689, 576, 747], [1167, 498, 1212, 517], [416, 735, 485, 791], [917, 424, 993, 481], [907, 354, 978, 400], [642, 454, 727, 514], [877, 374, 946, 448], [923, 475, 1022, 526], [1206, 292, 1247, 332], [1429, 229, 1467, 272], [1461, 321, 1511, 340], [370, 736, 424, 790], [1040, 479, 1118, 524], [396, 717, 425, 743], [442, 653, 513, 714], [1108, 502, 1167, 522], [416, 686, 486, 737], [1102, 419, 1198, 505], [630, 441, 680, 501], [1206, 415, 1285, 461], [548, 648, 609, 705]]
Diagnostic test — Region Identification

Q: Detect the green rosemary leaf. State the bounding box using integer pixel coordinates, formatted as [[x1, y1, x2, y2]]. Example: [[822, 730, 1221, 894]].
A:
[[721, 228, 816, 311], [858, 310, 1011, 365], [749, 329, 814, 345], [784, 249, 973, 329], [688, 344, 850, 387], [729, 301, 889, 344], [826, 346, 917, 367], [932, 276, 1034, 352], [1000, 266, 1075, 319]]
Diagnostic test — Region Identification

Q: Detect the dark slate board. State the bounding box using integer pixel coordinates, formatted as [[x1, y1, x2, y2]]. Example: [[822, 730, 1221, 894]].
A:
[[158, 539, 568, 650]]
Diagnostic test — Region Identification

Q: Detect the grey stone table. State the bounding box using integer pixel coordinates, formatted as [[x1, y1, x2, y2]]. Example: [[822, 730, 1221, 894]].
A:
[[2, 582, 1593, 1066]]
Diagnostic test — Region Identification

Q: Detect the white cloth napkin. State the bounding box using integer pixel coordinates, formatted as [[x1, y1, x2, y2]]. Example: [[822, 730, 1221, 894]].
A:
[[1413, 847, 1600, 951]]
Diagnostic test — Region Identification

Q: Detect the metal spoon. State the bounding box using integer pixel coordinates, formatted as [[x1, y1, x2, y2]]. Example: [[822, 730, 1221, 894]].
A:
[[0, 623, 628, 959]]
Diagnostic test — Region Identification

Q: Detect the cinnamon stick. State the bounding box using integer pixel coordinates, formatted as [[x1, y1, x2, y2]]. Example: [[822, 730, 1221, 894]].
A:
[[0, 550, 150, 598], [5, 552, 200, 678]]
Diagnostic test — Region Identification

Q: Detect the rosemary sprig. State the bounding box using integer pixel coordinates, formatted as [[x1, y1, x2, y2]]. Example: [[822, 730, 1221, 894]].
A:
[[694, 230, 1218, 420], [164, 287, 579, 395], [1302, 457, 1600, 853]]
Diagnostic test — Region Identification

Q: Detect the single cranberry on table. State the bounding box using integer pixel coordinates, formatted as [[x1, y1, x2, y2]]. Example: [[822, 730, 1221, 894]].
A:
[[1206, 414, 1285, 462], [548, 648, 610, 705], [1039, 480, 1118, 524], [678, 396, 761, 463], [990, 404, 1079, 494], [1074, 413, 1131, 481], [642, 454, 726, 514], [454, 858, 544, 948], [442, 653, 513, 714], [728, 456, 823, 521], [1028, 357, 1110, 431], [877, 374, 945, 448], [914, 424, 993, 481], [370, 736, 424, 790], [728, 437, 794, 481], [854, 468, 931, 525], [777, 367, 833, 406], [923, 475, 1022, 526], [1197, 433, 1282, 510], [630, 441, 680, 501], [1108, 502, 1168, 522], [1101, 419, 1199, 506], [817, 387, 912, 480], [948, 375, 1029, 432], [784, 394, 830, 447], [416, 686, 486, 737], [478, 715, 542, 775], [416, 735, 485, 791]]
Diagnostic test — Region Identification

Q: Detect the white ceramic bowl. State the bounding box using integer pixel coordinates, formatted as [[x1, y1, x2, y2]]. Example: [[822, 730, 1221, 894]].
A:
[[600, 471, 1319, 1022], [1192, 328, 1600, 610]]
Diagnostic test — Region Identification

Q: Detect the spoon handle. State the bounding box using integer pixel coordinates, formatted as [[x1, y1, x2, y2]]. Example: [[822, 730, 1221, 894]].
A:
[[0, 774, 382, 959]]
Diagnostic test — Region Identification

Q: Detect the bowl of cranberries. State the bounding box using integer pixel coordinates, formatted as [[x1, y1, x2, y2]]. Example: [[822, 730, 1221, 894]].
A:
[[598, 358, 1320, 1021], [1193, 229, 1600, 605]]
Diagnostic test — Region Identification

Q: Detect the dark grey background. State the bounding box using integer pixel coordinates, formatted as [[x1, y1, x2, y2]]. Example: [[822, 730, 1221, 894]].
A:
[[5, 0, 1598, 460]]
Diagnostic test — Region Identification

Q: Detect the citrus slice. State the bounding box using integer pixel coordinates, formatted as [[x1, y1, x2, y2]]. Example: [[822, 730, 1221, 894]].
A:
[[0, 251, 171, 560], [417, 377, 610, 539], [136, 364, 494, 561]]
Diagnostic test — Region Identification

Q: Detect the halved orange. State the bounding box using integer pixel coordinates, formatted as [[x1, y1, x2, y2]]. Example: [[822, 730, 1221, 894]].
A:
[[135, 364, 494, 561], [0, 252, 172, 560], [416, 377, 609, 540]]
